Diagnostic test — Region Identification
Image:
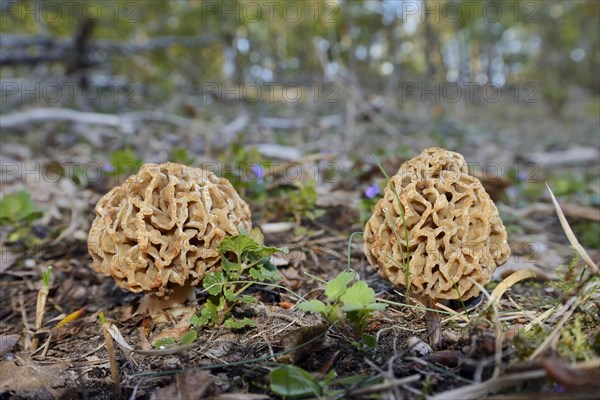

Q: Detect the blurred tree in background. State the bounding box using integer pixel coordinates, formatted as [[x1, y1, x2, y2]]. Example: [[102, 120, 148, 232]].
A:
[[1, 0, 598, 116]]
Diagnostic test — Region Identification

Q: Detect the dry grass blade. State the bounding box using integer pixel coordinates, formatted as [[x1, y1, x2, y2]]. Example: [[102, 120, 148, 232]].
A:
[[469, 279, 503, 379], [106, 323, 134, 351], [435, 302, 469, 323], [546, 183, 599, 274], [489, 269, 537, 307], [99, 313, 121, 400]]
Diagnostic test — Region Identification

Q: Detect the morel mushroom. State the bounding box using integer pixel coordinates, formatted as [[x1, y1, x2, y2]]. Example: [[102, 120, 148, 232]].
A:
[[364, 147, 510, 347], [88, 162, 252, 309]]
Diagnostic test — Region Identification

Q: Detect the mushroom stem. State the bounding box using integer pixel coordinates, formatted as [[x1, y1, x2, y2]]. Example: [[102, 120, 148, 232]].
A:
[[137, 284, 196, 314], [421, 295, 442, 350]]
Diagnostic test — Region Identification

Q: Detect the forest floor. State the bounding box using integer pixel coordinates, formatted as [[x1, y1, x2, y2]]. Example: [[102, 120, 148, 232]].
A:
[[1, 86, 599, 399]]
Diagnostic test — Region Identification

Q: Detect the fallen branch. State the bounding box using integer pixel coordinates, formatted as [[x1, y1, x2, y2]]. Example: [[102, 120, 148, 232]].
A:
[[0, 107, 199, 132]]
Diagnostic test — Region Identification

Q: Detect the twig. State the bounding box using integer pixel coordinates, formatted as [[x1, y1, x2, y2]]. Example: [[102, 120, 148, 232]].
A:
[[0, 107, 199, 133]]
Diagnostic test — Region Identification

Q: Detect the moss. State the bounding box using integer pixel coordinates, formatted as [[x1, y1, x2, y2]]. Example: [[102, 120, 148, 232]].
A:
[[514, 324, 549, 359], [558, 315, 594, 361]]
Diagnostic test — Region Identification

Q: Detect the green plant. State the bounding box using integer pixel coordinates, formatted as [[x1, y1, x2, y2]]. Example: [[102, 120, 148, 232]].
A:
[[109, 148, 143, 179], [297, 271, 387, 349], [0, 191, 43, 226], [269, 364, 381, 399], [281, 179, 325, 225], [190, 227, 287, 329], [573, 221, 600, 249], [558, 315, 594, 361], [153, 330, 198, 349]]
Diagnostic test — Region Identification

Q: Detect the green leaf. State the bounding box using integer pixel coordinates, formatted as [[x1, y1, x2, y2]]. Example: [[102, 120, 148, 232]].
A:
[[269, 365, 321, 398], [256, 244, 288, 259], [322, 369, 337, 385], [363, 334, 377, 349], [41, 266, 52, 288], [189, 314, 202, 327], [224, 289, 238, 302], [223, 317, 257, 329], [0, 191, 43, 226], [219, 234, 261, 259], [195, 296, 220, 326], [249, 265, 280, 282], [340, 281, 377, 311], [240, 295, 258, 304], [221, 257, 240, 277], [203, 272, 226, 295], [179, 330, 197, 345], [153, 337, 176, 348], [335, 373, 382, 386], [325, 271, 355, 301], [109, 148, 143, 178], [247, 227, 265, 246], [296, 299, 328, 314]]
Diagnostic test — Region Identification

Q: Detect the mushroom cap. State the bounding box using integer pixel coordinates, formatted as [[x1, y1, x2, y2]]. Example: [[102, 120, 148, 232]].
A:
[[88, 162, 252, 298], [364, 148, 510, 300]]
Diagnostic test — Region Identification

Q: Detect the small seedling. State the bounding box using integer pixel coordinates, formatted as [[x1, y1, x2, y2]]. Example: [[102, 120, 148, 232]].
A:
[[282, 180, 325, 225], [99, 312, 120, 397], [153, 329, 198, 349], [297, 271, 387, 349], [30, 266, 52, 350], [190, 227, 287, 329], [109, 148, 143, 179]]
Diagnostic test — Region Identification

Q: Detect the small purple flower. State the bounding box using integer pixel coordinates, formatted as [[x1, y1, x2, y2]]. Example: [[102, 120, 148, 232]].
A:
[[103, 163, 115, 172], [365, 183, 380, 199], [251, 164, 264, 184], [554, 384, 565, 393]]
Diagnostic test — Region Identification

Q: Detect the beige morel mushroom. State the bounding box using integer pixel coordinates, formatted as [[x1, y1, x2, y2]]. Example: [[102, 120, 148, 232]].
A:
[[364, 147, 510, 347], [88, 162, 252, 310]]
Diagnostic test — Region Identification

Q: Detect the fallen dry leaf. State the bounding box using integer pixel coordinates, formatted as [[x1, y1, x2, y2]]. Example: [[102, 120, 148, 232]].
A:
[[150, 370, 213, 400], [279, 323, 328, 364], [0, 356, 68, 398]]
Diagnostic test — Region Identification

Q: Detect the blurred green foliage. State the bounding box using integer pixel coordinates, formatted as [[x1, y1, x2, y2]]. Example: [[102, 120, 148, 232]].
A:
[[109, 148, 144, 179], [0, 191, 45, 247], [0, 191, 43, 226], [169, 147, 196, 166]]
